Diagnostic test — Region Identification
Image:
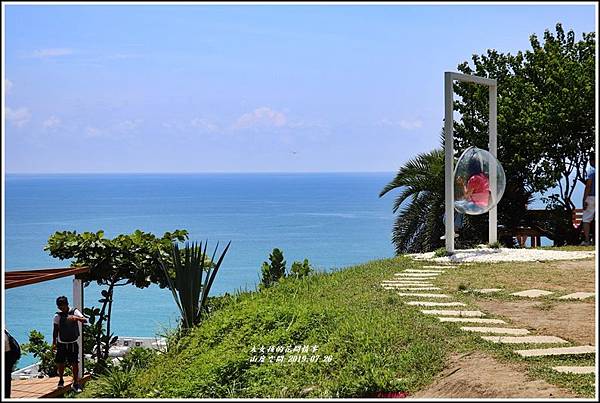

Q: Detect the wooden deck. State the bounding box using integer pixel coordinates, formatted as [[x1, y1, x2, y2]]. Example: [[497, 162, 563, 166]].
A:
[[10, 374, 91, 399]]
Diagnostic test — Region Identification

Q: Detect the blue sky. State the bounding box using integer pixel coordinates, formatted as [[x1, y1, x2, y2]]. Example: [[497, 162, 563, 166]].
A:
[[3, 3, 596, 173]]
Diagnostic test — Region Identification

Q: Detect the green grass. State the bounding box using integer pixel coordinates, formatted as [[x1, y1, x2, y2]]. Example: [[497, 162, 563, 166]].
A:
[[534, 245, 596, 252], [431, 259, 596, 397], [112, 256, 478, 398], [81, 254, 596, 398]]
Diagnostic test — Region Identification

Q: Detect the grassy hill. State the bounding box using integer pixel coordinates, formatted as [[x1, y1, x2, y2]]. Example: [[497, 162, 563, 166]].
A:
[[84, 256, 469, 398], [80, 252, 595, 398]]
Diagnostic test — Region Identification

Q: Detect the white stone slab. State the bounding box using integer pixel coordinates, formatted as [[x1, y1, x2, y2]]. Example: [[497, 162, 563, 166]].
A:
[[511, 289, 554, 298], [515, 345, 596, 357], [482, 335, 568, 344], [421, 310, 484, 317], [390, 287, 441, 291], [463, 288, 503, 294], [397, 293, 450, 298], [438, 317, 507, 324], [552, 366, 596, 374], [407, 301, 466, 307], [395, 273, 440, 277], [382, 284, 435, 288], [382, 280, 434, 284], [423, 265, 456, 269], [382, 282, 435, 285], [460, 327, 530, 335], [558, 292, 595, 300], [404, 269, 445, 273], [381, 280, 432, 285], [389, 278, 434, 282]]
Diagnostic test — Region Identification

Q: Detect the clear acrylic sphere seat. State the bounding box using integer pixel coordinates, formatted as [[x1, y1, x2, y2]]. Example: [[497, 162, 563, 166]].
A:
[[453, 146, 506, 215]]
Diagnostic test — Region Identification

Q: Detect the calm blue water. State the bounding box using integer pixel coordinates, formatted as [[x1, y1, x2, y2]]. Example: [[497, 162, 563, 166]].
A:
[[4, 173, 396, 368]]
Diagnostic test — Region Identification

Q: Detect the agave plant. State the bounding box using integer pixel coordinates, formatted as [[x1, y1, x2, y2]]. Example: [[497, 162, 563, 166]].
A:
[[160, 241, 231, 329]]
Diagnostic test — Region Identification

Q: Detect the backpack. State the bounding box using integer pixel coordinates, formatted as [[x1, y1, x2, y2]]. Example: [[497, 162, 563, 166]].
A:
[[5, 330, 21, 362], [57, 309, 80, 343]]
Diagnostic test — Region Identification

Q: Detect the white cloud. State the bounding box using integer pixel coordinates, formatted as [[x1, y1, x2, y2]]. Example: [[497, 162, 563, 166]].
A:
[[378, 118, 423, 130], [190, 118, 218, 132], [30, 48, 73, 58], [83, 120, 142, 139], [107, 53, 143, 60], [115, 119, 142, 132], [85, 126, 103, 138], [6, 107, 32, 127], [233, 107, 287, 130], [43, 116, 62, 130], [5, 79, 13, 94]]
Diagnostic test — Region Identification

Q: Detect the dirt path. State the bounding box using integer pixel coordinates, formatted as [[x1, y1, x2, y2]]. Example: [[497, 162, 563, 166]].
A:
[[476, 300, 596, 345], [412, 257, 595, 398], [411, 352, 576, 398]]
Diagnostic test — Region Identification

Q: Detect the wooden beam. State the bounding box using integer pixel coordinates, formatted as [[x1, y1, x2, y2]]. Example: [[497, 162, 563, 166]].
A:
[[5, 267, 89, 289]]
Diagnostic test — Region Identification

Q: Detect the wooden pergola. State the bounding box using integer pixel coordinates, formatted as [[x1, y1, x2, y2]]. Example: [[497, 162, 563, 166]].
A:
[[4, 267, 90, 399], [5, 267, 89, 289]]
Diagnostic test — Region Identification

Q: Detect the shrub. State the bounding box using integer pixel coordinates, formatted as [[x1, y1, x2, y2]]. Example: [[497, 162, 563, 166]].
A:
[[260, 248, 286, 288], [82, 367, 136, 398], [290, 259, 313, 279], [21, 330, 58, 377], [119, 347, 158, 372], [82, 347, 159, 398]]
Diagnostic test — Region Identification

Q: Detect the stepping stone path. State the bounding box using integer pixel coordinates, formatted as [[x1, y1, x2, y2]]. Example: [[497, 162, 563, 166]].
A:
[[558, 292, 595, 300], [383, 284, 435, 288], [460, 327, 530, 335], [395, 273, 440, 277], [511, 289, 554, 298], [387, 265, 595, 373], [463, 288, 503, 294], [514, 345, 596, 357], [396, 292, 450, 298], [438, 317, 507, 324], [383, 280, 433, 283], [407, 301, 466, 307], [552, 366, 596, 374], [382, 280, 434, 284], [421, 310, 485, 317], [481, 335, 568, 344], [404, 269, 445, 273]]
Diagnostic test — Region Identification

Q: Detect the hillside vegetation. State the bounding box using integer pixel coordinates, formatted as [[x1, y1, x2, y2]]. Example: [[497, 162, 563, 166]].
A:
[[122, 257, 466, 398]]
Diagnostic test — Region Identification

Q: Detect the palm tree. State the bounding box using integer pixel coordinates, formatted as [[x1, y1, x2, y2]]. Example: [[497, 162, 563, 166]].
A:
[[379, 148, 446, 254]]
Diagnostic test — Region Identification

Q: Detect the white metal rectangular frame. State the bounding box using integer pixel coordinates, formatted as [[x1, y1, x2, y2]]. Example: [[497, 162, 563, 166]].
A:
[[444, 72, 497, 253]]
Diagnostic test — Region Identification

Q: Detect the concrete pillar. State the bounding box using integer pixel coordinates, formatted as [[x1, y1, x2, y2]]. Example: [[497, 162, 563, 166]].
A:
[[72, 277, 84, 379], [488, 84, 498, 244], [444, 72, 455, 253]]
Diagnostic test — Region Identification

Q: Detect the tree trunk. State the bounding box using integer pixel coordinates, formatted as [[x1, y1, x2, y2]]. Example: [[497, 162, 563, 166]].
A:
[[103, 288, 114, 359], [95, 279, 116, 367]]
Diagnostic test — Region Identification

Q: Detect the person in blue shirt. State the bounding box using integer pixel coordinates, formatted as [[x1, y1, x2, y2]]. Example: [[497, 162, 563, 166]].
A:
[[581, 151, 595, 246]]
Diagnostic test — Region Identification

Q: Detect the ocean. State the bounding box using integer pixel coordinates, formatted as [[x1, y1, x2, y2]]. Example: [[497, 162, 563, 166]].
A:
[[4, 173, 397, 368]]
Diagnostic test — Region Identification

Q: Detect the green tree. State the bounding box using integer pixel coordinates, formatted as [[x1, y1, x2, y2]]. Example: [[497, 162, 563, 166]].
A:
[[45, 229, 187, 371], [454, 23, 595, 244], [260, 248, 286, 288]]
